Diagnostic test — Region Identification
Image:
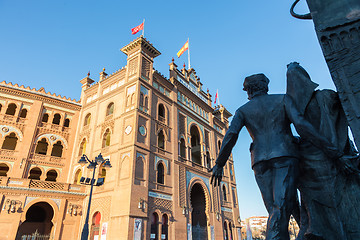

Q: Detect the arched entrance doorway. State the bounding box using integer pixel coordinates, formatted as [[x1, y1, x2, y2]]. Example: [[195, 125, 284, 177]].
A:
[[90, 211, 101, 240], [16, 202, 54, 240], [190, 183, 208, 240]]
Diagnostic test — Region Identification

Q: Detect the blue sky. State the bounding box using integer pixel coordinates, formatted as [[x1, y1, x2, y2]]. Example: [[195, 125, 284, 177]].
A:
[[0, 1, 336, 219]]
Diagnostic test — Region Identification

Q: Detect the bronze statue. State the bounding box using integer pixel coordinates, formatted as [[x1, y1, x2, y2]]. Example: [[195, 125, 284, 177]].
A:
[[209, 73, 346, 240], [286, 62, 360, 240]]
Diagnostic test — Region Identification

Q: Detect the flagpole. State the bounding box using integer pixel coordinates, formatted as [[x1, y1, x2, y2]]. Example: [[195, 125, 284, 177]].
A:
[[142, 19, 145, 37], [188, 38, 191, 69]]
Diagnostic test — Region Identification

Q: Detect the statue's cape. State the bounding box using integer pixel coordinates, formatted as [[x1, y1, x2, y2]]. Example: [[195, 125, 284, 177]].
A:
[[286, 62, 318, 115]]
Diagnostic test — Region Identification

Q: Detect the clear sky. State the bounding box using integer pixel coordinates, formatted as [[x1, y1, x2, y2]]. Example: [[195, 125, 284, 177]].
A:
[[0, 0, 336, 219]]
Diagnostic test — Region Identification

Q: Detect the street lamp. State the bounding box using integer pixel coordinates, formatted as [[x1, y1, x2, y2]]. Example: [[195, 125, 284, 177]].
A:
[[79, 153, 112, 240]]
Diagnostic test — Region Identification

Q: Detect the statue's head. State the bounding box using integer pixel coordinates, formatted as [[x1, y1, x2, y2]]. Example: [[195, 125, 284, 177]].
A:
[[243, 73, 269, 99]]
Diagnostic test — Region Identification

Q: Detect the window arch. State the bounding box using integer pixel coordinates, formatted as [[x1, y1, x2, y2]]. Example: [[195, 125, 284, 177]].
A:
[[19, 109, 27, 118], [28, 167, 42, 180], [222, 185, 227, 201], [52, 113, 61, 125], [79, 138, 87, 156], [35, 138, 48, 155], [161, 214, 169, 240], [144, 96, 148, 109], [84, 113, 91, 126], [150, 213, 159, 240], [0, 163, 9, 176], [179, 138, 186, 158], [158, 104, 165, 121], [74, 169, 82, 184], [158, 130, 165, 150], [190, 125, 201, 165], [5, 103, 17, 116], [42, 113, 49, 123], [106, 102, 114, 116], [51, 141, 63, 157], [64, 118, 70, 127], [218, 140, 222, 151], [45, 170, 58, 182], [139, 93, 144, 106], [157, 163, 165, 184], [102, 129, 111, 148], [1, 132, 18, 150], [229, 222, 233, 240]]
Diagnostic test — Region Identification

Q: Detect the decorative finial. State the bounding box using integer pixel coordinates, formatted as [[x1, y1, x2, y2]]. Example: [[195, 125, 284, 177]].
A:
[[183, 63, 186, 68], [87, 71, 90, 77], [207, 88, 209, 94], [172, 57, 174, 63], [103, 67, 105, 72]]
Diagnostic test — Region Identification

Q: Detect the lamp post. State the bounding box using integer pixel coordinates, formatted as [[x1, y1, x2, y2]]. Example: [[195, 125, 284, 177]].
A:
[[79, 153, 112, 240]]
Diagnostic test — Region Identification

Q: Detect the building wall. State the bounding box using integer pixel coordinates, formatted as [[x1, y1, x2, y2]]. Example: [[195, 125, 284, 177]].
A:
[[0, 36, 241, 240]]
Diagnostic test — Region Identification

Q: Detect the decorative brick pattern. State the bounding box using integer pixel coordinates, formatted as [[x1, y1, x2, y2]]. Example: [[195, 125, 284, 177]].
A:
[[29, 180, 65, 190], [179, 114, 186, 135], [148, 196, 172, 213], [91, 196, 112, 221], [179, 166, 186, 207], [212, 185, 219, 213]]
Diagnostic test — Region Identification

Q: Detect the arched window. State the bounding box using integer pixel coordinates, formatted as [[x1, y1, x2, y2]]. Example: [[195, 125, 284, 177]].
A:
[[20, 109, 27, 118], [144, 96, 148, 109], [98, 163, 107, 182], [52, 113, 61, 125], [42, 113, 49, 123], [35, 138, 48, 155], [84, 113, 91, 126], [223, 185, 227, 201], [158, 104, 165, 122], [102, 129, 111, 148], [106, 102, 114, 116], [157, 163, 165, 184], [64, 118, 70, 127], [131, 93, 136, 105], [139, 93, 144, 106], [28, 167, 42, 180], [0, 104, 2, 112], [229, 222, 233, 240], [51, 141, 63, 157], [218, 140, 222, 151], [223, 221, 229, 240], [162, 214, 169, 240], [179, 138, 186, 158], [206, 151, 211, 168], [150, 213, 159, 240], [79, 138, 87, 156], [158, 130, 165, 150], [135, 157, 144, 180], [5, 103, 17, 115], [190, 125, 201, 165], [1, 133, 18, 150], [0, 163, 9, 177], [74, 169, 82, 184], [45, 170, 58, 182], [90, 212, 101, 240]]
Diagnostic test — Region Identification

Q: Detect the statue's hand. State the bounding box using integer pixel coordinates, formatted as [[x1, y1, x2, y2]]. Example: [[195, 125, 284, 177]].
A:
[[208, 164, 223, 187], [338, 155, 360, 175]]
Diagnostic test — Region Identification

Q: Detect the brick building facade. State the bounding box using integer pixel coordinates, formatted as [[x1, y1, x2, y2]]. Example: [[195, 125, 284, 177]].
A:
[[0, 36, 241, 240]]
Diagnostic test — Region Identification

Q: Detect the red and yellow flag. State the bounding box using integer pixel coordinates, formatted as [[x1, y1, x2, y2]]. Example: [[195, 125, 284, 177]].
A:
[[177, 40, 189, 58], [131, 22, 144, 35]]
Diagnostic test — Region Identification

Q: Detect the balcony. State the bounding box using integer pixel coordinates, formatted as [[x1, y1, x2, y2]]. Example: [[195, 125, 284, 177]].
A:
[[0, 113, 26, 132], [39, 122, 70, 133], [0, 149, 18, 161], [0, 177, 86, 194], [28, 153, 65, 167]]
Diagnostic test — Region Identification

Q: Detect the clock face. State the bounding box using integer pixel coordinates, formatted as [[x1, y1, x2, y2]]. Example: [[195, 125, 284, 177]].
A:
[[139, 125, 146, 136], [124, 125, 132, 135]]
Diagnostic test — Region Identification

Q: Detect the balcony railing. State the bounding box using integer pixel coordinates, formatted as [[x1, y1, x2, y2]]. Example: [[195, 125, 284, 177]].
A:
[[0, 177, 86, 194], [0, 149, 18, 161]]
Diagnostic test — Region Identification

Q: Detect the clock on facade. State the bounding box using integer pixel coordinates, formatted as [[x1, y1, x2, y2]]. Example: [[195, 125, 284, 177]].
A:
[[124, 125, 132, 135], [139, 125, 146, 136]]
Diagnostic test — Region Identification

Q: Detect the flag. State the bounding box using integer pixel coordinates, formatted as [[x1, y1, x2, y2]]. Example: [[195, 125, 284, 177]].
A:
[[131, 22, 144, 35], [214, 89, 219, 104], [177, 40, 189, 58]]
